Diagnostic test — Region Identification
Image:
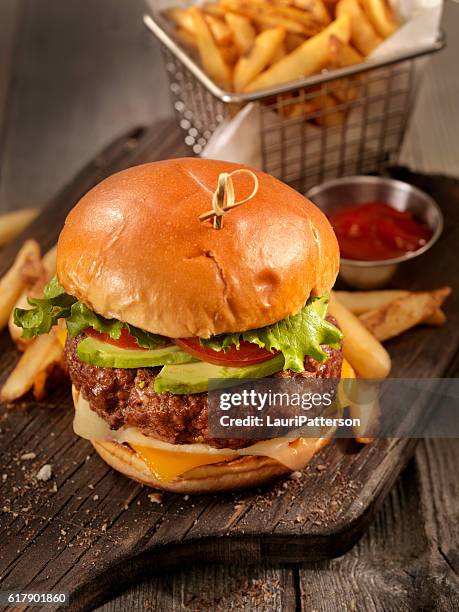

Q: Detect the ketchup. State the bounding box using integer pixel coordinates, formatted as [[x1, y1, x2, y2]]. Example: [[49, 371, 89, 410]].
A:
[[329, 202, 432, 261]]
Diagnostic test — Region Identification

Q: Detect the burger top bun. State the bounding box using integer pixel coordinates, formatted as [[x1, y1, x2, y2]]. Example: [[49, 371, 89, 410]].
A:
[[57, 158, 339, 338]]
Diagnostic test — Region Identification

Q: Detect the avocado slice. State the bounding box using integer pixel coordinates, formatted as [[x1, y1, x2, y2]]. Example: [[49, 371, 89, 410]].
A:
[[154, 353, 285, 394], [77, 336, 197, 368]]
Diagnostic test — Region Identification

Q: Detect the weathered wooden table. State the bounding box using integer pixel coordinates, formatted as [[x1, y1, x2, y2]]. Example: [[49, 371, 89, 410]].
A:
[[0, 1, 458, 610]]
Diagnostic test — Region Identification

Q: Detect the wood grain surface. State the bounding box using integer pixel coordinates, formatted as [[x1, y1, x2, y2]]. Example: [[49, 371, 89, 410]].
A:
[[0, 123, 458, 611], [1, 3, 458, 610]]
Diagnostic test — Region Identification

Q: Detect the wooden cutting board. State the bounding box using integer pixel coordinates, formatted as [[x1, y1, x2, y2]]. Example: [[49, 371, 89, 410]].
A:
[[1, 121, 458, 611]]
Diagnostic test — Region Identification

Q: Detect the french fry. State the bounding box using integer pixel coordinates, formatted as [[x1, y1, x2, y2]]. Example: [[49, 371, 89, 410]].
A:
[[424, 309, 446, 327], [327, 36, 363, 102], [282, 0, 332, 25], [0, 332, 64, 402], [350, 396, 380, 443], [267, 4, 326, 29], [205, 14, 233, 46], [329, 292, 391, 378], [360, 0, 398, 39], [336, 289, 447, 328], [268, 40, 286, 66], [244, 16, 351, 92], [225, 12, 256, 55], [9, 290, 32, 350], [0, 240, 40, 331], [176, 27, 197, 49], [335, 289, 409, 315], [359, 288, 451, 342], [167, 7, 195, 34], [189, 7, 233, 89], [234, 26, 286, 91], [202, 3, 227, 18], [284, 32, 306, 52], [0, 209, 38, 248], [169, 8, 233, 47], [220, 44, 240, 65], [336, 0, 383, 55], [310, 93, 345, 127], [221, 0, 320, 36], [329, 37, 364, 66], [8, 245, 57, 350], [338, 362, 377, 442], [42, 245, 57, 277]]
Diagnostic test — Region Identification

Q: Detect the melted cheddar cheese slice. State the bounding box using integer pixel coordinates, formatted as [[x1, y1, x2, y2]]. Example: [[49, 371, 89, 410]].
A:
[[341, 357, 356, 379], [130, 444, 235, 483]]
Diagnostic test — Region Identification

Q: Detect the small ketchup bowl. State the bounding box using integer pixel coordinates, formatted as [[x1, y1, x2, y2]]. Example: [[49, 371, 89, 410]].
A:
[[307, 176, 443, 289]]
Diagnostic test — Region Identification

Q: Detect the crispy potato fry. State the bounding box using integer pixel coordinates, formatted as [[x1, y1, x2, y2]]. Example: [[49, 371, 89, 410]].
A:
[[360, 0, 398, 39], [244, 15, 351, 92], [202, 2, 227, 18], [205, 14, 233, 46], [0, 240, 40, 331], [0, 209, 38, 248], [282, 0, 331, 25], [176, 27, 197, 49], [334, 289, 409, 315], [311, 93, 345, 127], [225, 12, 256, 55], [0, 332, 64, 402], [424, 309, 446, 326], [336, 0, 382, 55], [327, 36, 363, 102], [170, 8, 233, 47], [338, 362, 378, 442], [268, 4, 326, 29], [220, 43, 240, 65], [234, 26, 286, 91], [189, 7, 233, 89], [221, 0, 321, 36], [167, 7, 195, 34], [359, 288, 451, 342], [8, 245, 57, 350], [268, 40, 286, 66], [329, 292, 391, 378], [329, 36, 364, 66], [350, 396, 380, 443], [8, 289, 31, 350], [284, 32, 306, 52], [42, 245, 57, 277], [336, 289, 447, 328]]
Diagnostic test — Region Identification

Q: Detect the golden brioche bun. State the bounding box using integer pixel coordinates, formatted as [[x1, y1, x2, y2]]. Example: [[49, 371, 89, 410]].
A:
[[57, 158, 339, 338]]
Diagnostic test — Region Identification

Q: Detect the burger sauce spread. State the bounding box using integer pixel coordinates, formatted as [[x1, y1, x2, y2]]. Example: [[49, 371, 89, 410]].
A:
[[329, 201, 432, 261]]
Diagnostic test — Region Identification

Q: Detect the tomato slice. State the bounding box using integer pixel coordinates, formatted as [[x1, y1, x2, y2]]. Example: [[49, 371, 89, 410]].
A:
[[85, 327, 147, 351], [174, 337, 276, 366]]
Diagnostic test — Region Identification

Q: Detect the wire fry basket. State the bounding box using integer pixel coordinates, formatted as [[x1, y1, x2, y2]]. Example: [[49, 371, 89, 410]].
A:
[[144, 5, 444, 193]]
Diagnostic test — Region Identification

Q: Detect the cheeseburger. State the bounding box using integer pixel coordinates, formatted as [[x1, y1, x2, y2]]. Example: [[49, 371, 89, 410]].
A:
[[15, 158, 345, 493]]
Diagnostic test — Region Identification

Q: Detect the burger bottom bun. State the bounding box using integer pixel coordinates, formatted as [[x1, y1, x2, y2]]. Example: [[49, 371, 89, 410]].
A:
[[74, 383, 329, 493], [91, 437, 330, 494]]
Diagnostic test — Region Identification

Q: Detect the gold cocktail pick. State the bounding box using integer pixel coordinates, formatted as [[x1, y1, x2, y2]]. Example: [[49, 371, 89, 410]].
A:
[[199, 169, 259, 229]]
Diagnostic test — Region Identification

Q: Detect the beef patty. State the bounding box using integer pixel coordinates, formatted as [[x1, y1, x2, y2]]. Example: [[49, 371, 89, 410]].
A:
[[66, 321, 342, 449]]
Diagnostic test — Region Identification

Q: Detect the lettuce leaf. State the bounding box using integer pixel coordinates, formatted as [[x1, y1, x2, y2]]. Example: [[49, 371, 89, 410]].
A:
[[14, 278, 77, 339], [14, 277, 165, 349], [125, 325, 165, 349], [66, 302, 124, 339], [200, 295, 342, 372]]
